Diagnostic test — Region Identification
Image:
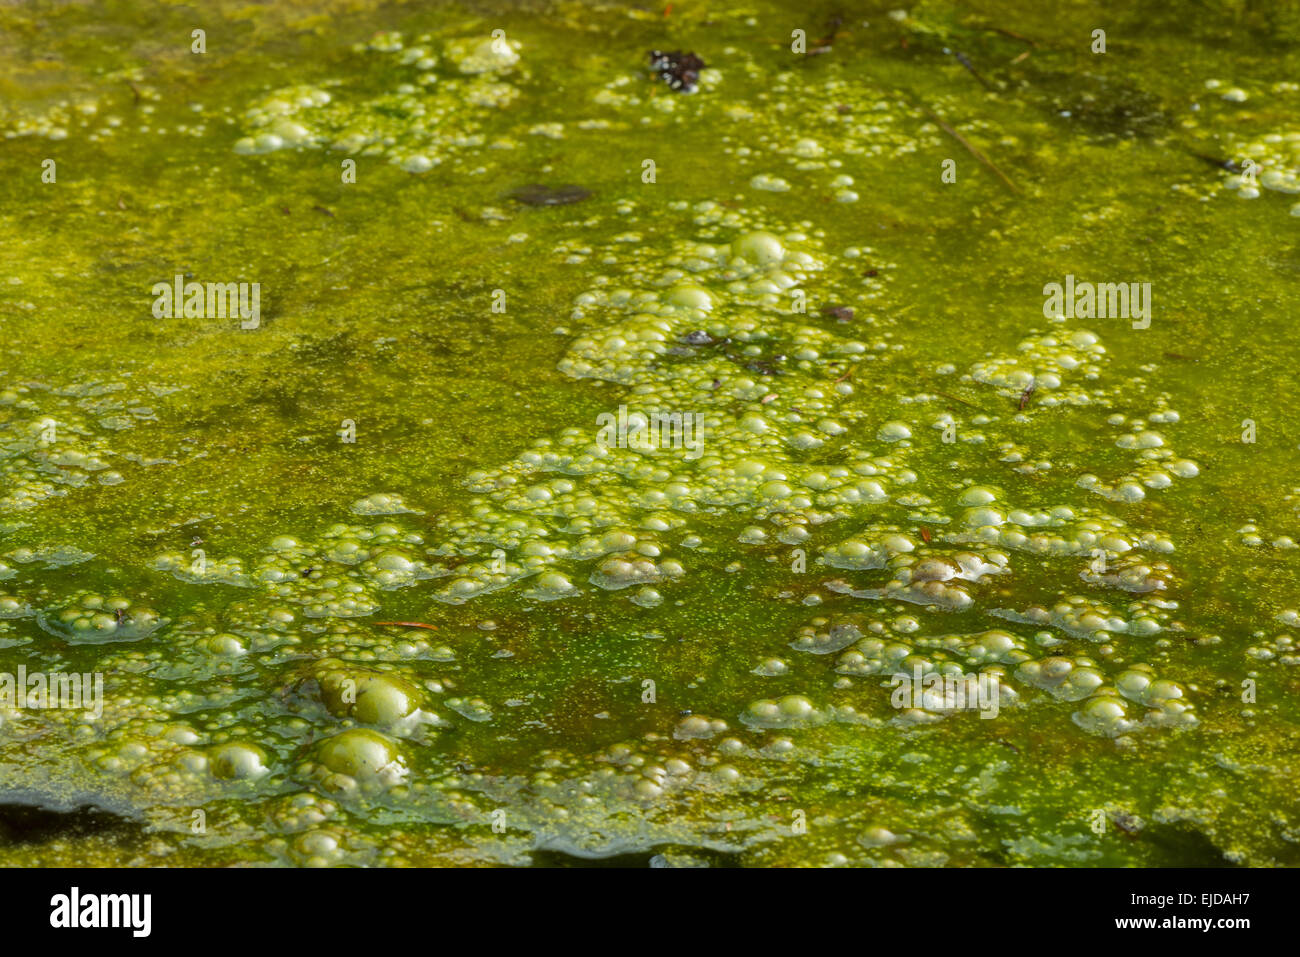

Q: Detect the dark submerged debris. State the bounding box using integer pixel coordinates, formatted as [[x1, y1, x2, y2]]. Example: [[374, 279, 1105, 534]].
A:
[[649, 50, 705, 93], [821, 305, 855, 322], [1183, 149, 1243, 173], [1043, 74, 1168, 139], [806, 15, 843, 56], [1112, 811, 1144, 838], [508, 184, 592, 206], [680, 330, 716, 345]]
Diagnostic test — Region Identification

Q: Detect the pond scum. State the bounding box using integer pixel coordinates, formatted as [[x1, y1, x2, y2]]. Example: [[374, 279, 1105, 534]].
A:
[[0, 0, 1298, 867]]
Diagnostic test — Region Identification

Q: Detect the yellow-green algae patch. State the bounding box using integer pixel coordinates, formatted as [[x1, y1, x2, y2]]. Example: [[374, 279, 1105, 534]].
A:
[[1, 0, 1299, 866]]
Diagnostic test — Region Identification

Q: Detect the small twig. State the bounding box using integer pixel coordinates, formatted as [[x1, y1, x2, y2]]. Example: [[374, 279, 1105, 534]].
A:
[[934, 390, 983, 410], [918, 102, 1021, 194], [372, 621, 440, 631], [989, 26, 1039, 47]]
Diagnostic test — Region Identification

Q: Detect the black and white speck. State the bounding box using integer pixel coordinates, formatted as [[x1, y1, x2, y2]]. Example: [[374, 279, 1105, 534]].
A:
[[648, 50, 706, 94]]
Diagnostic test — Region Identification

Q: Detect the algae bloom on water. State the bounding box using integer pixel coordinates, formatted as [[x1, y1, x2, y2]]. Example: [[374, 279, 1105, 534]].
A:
[[0, 0, 1297, 889]]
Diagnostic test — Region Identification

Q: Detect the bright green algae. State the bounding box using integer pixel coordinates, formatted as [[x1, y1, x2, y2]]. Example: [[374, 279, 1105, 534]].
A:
[[1, 0, 1300, 866]]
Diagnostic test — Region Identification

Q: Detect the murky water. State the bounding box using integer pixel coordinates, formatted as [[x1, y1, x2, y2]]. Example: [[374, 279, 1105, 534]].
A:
[[1, 0, 1298, 866]]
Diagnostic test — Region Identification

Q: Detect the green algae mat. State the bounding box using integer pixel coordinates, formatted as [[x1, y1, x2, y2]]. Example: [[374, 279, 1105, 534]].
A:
[[1, 0, 1298, 867]]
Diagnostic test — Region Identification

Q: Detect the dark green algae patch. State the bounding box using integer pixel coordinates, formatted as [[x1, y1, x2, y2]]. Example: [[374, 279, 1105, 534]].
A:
[[1, 0, 1299, 866]]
